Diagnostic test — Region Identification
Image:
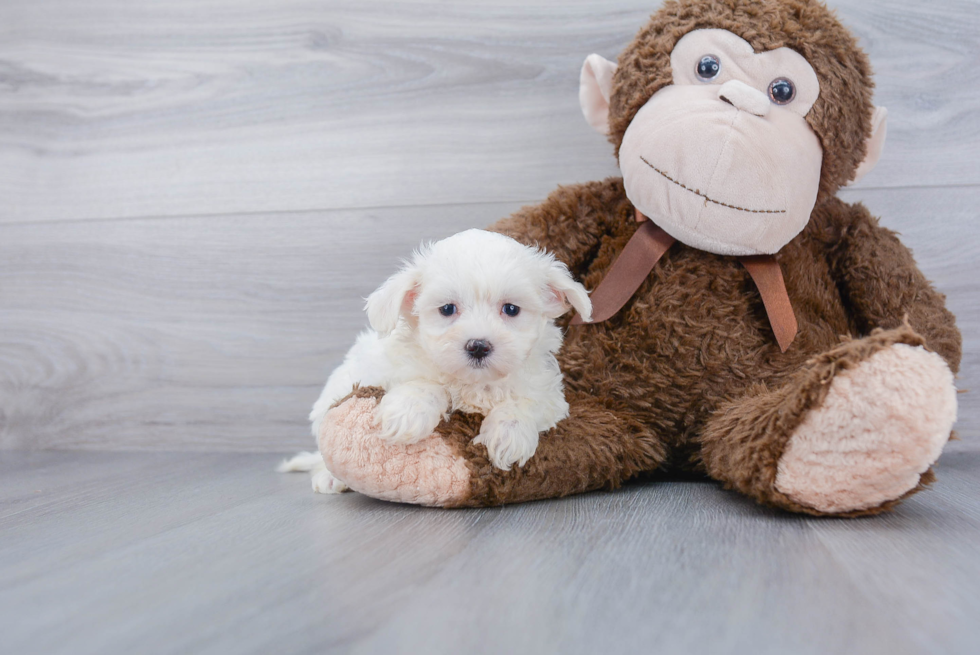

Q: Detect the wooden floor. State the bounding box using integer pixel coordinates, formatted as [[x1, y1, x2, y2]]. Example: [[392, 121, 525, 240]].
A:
[[1, 0, 979, 653], [2, 447, 979, 655]]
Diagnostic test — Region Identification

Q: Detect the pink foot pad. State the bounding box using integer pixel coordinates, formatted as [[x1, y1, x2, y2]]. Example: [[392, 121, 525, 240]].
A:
[[319, 396, 472, 507], [776, 344, 957, 513]]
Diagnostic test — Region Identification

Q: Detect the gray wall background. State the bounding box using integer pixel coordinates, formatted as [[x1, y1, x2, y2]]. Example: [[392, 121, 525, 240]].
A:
[[1, 0, 977, 452]]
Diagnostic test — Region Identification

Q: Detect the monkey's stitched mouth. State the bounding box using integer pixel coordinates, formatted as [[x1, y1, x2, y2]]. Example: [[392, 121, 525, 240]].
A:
[[640, 156, 786, 215]]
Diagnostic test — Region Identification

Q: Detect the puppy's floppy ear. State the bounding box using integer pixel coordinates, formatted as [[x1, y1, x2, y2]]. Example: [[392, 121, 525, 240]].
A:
[[365, 265, 420, 336], [542, 260, 592, 322]]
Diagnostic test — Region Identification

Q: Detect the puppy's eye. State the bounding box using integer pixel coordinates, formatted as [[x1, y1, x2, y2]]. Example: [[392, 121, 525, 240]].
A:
[[502, 304, 520, 317], [439, 304, 457, 317]]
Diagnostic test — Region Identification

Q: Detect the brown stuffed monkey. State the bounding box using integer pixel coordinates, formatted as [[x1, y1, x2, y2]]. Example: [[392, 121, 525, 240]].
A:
[[315, 0, 961, 517]]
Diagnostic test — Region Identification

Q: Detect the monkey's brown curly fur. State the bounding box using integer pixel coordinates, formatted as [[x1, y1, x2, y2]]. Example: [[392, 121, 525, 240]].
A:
[[454, 0, 960, 515], [478, 176, 959, 515]]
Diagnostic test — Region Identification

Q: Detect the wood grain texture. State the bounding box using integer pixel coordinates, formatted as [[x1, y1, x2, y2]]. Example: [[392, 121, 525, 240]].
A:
[[0, 202, 516, 451], [0, 0, 978, 224], [1, 187, 976, 452], [1, 450, 978, 655], [2, 5, 977, 653]]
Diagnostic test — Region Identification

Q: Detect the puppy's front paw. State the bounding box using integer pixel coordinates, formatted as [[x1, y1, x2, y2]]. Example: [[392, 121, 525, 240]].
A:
[[313, 469, 350, 494], [474, 410, 539, 470], [375, 386, 445, 444]]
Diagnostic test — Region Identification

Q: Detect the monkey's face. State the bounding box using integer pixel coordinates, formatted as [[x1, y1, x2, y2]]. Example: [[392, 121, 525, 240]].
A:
[[618, 30, 823, 256]]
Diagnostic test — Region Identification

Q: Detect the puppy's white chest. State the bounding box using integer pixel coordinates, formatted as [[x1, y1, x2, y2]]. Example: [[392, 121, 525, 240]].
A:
[[449, 383, 507, 416]]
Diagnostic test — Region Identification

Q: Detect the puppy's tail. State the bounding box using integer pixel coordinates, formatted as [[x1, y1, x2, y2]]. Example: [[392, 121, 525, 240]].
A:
[[276, 451, 327, 473]]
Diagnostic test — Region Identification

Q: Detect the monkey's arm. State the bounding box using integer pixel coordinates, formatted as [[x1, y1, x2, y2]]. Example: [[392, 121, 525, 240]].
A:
[[830, 201, 961, 372], [489, 177, 632, 276]]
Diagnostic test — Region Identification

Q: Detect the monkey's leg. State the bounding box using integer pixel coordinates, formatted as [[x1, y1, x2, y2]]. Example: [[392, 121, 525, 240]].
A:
[[700, 326, 957, 516], [318, 388, 666, 507]]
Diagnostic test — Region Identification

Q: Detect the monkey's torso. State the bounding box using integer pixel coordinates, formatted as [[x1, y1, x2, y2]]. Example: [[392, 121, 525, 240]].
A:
[[513, 179, 878, 471]]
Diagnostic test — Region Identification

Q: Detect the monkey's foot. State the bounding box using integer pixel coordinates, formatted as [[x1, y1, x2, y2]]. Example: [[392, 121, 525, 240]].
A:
[[318, 390, 472, 507], [775, 344, 957, 513]]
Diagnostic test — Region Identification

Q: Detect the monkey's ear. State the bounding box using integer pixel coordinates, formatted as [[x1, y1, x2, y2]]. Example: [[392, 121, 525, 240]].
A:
[[364, 267, 420, 336], [579, 54, 617, 135], [848, 107, 888, 186]]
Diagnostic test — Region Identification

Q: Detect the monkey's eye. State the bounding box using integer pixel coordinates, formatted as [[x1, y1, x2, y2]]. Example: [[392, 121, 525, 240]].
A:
[[768, 78, 796, 105], [439, 304, 457, 317], [502, 304, 520, 317], [696, 55, 721, 81]]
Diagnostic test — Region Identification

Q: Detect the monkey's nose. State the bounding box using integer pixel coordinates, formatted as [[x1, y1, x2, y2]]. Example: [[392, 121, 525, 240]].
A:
[[465, 339, 493, 360], [718, 80, 770, 117]]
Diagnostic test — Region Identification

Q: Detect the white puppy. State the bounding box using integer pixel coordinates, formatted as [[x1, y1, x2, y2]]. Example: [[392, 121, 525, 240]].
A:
[[280, 229, 592, 493]]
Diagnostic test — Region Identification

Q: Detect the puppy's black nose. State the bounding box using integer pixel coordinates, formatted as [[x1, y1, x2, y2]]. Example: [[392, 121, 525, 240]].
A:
[[465, 339, 493, 360]]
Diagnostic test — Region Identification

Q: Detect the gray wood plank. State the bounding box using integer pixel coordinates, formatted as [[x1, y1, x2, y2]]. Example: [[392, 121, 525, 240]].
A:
[[1, 451, 978, 655], [0, 201, 516, 451], [1, 187, 977, 452], [1, 0, 978, 225]]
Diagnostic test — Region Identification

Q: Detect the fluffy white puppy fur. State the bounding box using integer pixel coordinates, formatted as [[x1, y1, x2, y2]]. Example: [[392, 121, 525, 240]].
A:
[[280, 229, 592, 493]]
